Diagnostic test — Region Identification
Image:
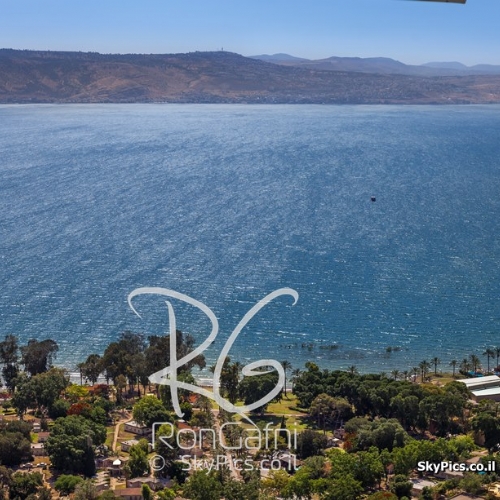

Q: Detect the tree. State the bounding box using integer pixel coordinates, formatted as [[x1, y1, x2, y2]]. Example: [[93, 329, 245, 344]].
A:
[[0, 431, 32, 467], [73, 480, 99, 500], [132, 395, 171, 427], [460, 473, 485, 496], [29, 368, 70, 413], [153, 424, 182, 480], [8, 472, 43, 500], [49, 398, 71, 419], [0, 419, 32, 439], [419, 360, 431, 383], [141, 484, 153, 500], [80, 354, 103, 385], [484, 348, 495, 373], [419, 391, 465, 436], [296, 429, 328, 459], [355, 449, 385, 489], [145, 331, 206, 382], [495, 347, 500, 369], [12, 368, 69, 417], [210, 357, 240, 404], [2, 364, 19, 394], [460, 358, 471, 374], [223, 476, 259, 500], [156, 490, 176, 500], [322, 474, 363, 500], [391, 474, 413, 499], [238, 370, 280, 414], [54, 474, 84, 495], [182, 470, 223, 500], [471, 412, 500, 451], [309, 394, 352, 432], [45, 415, 106, 476], [281, 360, 292, 397], [469, 354, 481, 373], [36, 487, 53, 500], [20, 339, 59, 376], [0, 465, 12, 492], [114, 374, 127, 404], [310, 393, 336, 430], [291, 368, 302, 384], [0, 335, 19, 393], [344, 417, 408, 452], [125, 442, 150, 478], [0, 420, 32, 466], [0, 334, 18, 366], [65, 384, 90, 403], [449, 359, 458, 377], [431, 357, 440, 376], [102, 332, 146, 387]]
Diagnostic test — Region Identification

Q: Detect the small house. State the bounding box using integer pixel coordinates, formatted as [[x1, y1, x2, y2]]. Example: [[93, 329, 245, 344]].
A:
[[124, 420, 151, 436]]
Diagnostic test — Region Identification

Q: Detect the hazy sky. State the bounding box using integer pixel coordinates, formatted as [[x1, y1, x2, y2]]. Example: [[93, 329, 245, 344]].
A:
[[1, 0, 499, 66]]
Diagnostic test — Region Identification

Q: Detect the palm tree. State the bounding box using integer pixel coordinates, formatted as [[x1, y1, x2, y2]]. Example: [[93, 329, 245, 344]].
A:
[[391, 369, 400, 381], [495, 347, 500, 371], [281, 360, 292, 398], [484, 348, 495, 373], [469, 354, 481, 374], [291, 368, 302, 386], [449, 359, 458, 378], [402, 370, 409, 381], [76, 362, 84, 385], [419, 360, 431, 383], [347, 365, 358, 375], [411, 367, 419, 382], [460, 358, 471, 375], [431, 357, 441, 376]]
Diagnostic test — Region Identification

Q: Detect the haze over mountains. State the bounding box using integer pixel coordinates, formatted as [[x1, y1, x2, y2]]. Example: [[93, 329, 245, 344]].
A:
[[1, 49, 500, 104], [250, 53, 500, 76]]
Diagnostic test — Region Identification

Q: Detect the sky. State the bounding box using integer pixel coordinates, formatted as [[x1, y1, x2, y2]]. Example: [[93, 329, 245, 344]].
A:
[[0, 0, 499, 66]]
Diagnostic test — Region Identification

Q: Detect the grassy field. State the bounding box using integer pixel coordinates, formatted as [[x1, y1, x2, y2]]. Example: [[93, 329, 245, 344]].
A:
[[231, 394, 310, 432], [105, 427, 115, 449]]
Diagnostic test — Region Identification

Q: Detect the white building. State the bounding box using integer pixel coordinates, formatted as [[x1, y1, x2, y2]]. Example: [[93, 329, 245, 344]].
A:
[[459, 375, 500, 402]]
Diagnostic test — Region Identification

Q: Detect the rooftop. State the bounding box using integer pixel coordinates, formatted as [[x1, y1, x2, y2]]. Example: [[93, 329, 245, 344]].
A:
[[459, 375, 500, 388]]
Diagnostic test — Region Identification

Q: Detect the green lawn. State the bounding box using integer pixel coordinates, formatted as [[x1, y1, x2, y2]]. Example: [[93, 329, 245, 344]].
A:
[[229, 395, 310, 432]]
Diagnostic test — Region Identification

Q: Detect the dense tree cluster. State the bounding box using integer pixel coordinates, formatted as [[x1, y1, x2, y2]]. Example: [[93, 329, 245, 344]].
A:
[[293, 362, 469, 436], [45, 415, 106, 476], [4, 330, 500, 500], [0, 420, 32, 467]]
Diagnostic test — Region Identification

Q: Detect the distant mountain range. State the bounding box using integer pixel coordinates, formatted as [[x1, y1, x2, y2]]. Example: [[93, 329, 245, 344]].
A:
[[1, 49, 500, 104], [250, 53, 500, 76]]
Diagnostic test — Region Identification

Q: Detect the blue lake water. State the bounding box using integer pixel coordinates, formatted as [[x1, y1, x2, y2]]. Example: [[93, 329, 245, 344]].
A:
[[1, 104, 500, 375]]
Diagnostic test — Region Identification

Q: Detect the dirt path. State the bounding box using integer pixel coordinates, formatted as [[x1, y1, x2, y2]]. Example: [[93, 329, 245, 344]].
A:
[[112, 411, 131, 453]]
